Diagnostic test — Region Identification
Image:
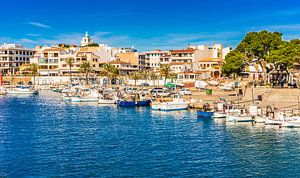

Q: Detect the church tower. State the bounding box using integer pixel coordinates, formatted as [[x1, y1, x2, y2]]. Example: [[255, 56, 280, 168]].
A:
[[81, 31, 92, 46]]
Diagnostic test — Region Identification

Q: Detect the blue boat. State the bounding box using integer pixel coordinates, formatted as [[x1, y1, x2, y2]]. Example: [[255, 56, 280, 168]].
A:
[[137, 99, 151, 106], [197, 111, 214, 118], [118, 100, 136, 107]]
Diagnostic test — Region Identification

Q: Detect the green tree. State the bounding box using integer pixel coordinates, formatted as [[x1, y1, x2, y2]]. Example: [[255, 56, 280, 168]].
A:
[[236, 30, 283, 82], [102, 64, 119, 84], [65, 58, 74, 83], [29, 63, 39, 86], [80, 62, 92, 84], [149, 71, 158, 86], [222, 51, 245, 77], [160, 64, 172, 85]]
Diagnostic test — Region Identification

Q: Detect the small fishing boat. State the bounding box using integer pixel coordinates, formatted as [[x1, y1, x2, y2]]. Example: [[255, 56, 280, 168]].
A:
[[281, 118, 300, 128], [137, 99, 151, 106], [118, 100, 136, 107], [99, 98, 117, 104], [197, 103, 214, 118], [226, 108, 254, 122], [197, 111, 214, 117], [7, 86, 38, 94], [70, 88, 99, 102], [151, 95, 188, 111], [98, 92, 119, 104]]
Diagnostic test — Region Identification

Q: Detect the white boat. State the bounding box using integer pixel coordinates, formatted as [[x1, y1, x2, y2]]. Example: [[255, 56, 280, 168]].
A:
[[264, 111, 298, 126], [254, 115, 266, 123], [0, 86, 7, 95], [281, 118, 300, 128], [70, 88, 99, 102], [151, 95, 188, 111], [226, 114, 254, 122], [7, 86, 38, 94], [98, 98, 117, 104], [213, 112, 227, 118], [226, 109, 254, 122]]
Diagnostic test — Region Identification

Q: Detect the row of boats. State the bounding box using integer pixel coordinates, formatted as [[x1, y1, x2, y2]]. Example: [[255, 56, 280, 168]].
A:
[[2, 84, 300, 128], [197, 101, 300, 128], [58, 85, 190, 110]]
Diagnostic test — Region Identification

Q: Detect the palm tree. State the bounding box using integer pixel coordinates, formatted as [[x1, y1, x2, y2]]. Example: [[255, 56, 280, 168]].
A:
[[149, 71, 158, 86], [102, 64, 119, 84], [130, 71, 140, 86], [65, 58, 74, 83], [29, 63, 39, 86], [160, 64, 172, 85], [79, 62, 92, 84], [141, 70, 149, 83]]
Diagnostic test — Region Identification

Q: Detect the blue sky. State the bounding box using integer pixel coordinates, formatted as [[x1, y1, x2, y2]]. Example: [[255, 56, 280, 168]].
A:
[[0, 0, 300, 51]]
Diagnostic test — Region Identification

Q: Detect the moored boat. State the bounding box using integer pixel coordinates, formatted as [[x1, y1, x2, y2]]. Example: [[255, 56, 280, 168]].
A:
[[118, 100, 136, 107], [7, 86, 38, 94], [151, 95, 188, 111]]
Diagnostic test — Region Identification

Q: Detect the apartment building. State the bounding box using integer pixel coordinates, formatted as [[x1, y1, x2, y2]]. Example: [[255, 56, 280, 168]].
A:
[[144, 50, 168, 70], [0, 44, 34, 75]]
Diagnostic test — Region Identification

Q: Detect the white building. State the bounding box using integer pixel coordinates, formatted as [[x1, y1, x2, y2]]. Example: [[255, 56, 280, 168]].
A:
[[144, 50, 168, 70], [0, 43, 35, 74]]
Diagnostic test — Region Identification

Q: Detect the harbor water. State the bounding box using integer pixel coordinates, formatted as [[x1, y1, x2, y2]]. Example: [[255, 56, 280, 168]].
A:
[[1, 91, 300, 177]]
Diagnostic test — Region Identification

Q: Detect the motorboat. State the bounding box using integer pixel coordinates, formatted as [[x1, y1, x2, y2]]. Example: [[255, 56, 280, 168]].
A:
[[117, 93, 151, 107], [151, 95, 189, 111], [70, 88, 99, 102], [7, 86, 38, 94], [197, 103, 214, 118], [99, 93, 118, 104], [226, 108, 254, 122], [281, 117, 300, 128]]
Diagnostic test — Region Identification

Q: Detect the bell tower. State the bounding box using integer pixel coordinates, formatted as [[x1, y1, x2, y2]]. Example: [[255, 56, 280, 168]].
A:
[[81, 31, 92, 46]]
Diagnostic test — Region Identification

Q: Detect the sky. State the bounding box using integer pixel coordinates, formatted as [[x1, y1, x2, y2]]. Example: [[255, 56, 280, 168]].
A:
[[0, 0, 300, 51]]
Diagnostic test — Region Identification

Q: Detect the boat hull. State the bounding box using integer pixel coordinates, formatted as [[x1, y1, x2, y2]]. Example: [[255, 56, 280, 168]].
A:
[[212, 112, 227, 118], [197, 111, 214, 118], [118, 100, 136, 107], [226, 115, 254, 122], [71, 97, 98, 102], [137, 99, 151, 106], [151, 102, 188, 111], [98, 99, 117, 104]]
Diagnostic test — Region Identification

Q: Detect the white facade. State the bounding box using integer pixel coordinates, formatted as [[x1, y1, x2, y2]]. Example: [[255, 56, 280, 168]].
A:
[[0, 43, 34, 74], [222, 46, 233, 60]]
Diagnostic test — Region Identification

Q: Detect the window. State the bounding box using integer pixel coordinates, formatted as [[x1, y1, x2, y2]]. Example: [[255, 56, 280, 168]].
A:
[[16, 57, 18, 60], [54, 53, 58, 57], [16, 51, 18, 54]]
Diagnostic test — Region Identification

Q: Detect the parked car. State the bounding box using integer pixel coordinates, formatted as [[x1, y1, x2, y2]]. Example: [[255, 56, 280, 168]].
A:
[[178, 88, 192, 95], [125, 87, 138, 94], [151, 88, 170, 97], [139, 88, 150, 94], [140, 83, 150, 87]]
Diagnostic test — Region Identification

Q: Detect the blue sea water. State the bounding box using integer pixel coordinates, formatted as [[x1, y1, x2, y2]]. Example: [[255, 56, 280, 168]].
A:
[[1, 91, 300, 177]]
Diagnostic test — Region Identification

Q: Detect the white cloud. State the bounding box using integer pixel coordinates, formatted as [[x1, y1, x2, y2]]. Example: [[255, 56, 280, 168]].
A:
[[28, 22, 52, 29], [26, 33, 41, 37]]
